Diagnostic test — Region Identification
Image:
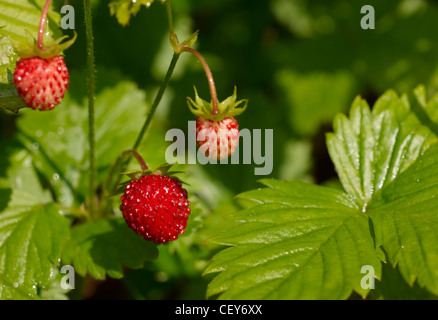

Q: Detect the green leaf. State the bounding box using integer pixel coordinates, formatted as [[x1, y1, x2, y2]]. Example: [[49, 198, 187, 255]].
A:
[[109, 0, 165, 26], [5, 149, 52, 207], [0, 37, 22, 112], [16, 69, 149, 206], [0, 0, 61, 112], [62, 218, 158, 280], [326, 90, 437, 211], [409, 85, 438, 136], [0, 202, 70, 299], [38, 266, 71, 300], [205, 179, 381, 300], [327, 88, 438, 295], [0, 140, 68, 299], [369, 144, 438, 295]]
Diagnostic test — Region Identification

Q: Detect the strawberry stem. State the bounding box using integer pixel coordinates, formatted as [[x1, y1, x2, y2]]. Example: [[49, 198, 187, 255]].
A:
[[106, 0, 182, 195], [38, 0, 52, 50], [107, 53, 181, 194], [165, 0, 218, 117], [105, 150, 148, 195], [133, 53, 181, 151], [179, 46, 219, 116], [126, 150, 149, 171]]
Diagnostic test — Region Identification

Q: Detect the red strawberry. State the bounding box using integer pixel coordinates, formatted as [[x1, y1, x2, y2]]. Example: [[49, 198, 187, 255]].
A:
[[120, 174, 191, 244], [14, 56, 69, 111], [196, 116, 240, 160]]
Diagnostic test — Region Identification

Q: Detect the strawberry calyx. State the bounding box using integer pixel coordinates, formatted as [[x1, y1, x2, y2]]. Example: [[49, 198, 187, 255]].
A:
[[11, 29, 77, 59], [112, 163, 185, 197], [187, 86, 248, 121], [121, 163, 182, 180]]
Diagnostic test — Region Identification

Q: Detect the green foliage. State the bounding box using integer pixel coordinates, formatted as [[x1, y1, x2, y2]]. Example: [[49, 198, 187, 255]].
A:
[[369, 145, 438, 294], [328, 88, 438, 295], [276, 71, 357, 137], [62, 218, 158, 280], [0, 201, 70, 299], [206, 89, 438, 299], [326, 90, 437, 210], [205, 179, 381, 299], [16, 69, 149, 207], [0, 65, 218, 298], [0, 69, 159, 297], [0, 143, 69, 299], [109, 0, 165, 26]]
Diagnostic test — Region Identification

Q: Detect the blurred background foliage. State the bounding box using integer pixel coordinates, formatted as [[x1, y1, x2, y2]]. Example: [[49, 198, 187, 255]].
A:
[[2, 0, 438, 299]]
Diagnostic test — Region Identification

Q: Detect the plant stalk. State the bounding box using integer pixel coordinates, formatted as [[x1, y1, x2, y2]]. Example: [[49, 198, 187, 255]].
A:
[[166, 0, 174, 35], [133, 53, 180, 150], [106, 0, 181, 193], [107, 53, 181, 194], [83, 0, 97, 218]]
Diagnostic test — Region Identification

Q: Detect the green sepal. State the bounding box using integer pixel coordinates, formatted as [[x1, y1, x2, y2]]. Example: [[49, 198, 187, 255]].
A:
[[170, 30, 199, 54], [9, 29, 77, 59], [187, 86, 248, 121], [108, 181, 131, 198], [180, 30, 199, 48], [110, 163, 186, 197], [119, 170, 152, 180]]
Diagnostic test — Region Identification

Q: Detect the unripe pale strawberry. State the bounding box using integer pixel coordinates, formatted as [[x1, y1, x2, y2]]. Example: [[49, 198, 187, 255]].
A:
[[8, 16, 76, 111], [188, 86, 247, 160], [196, 116, 240, 160], [14, 56, 69, 111]]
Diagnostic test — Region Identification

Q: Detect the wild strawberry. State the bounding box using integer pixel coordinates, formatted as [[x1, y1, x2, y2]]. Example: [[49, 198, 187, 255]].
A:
[[120, 174, 191, 244], [14, 56, 69, 111], [196, 116, 240, 160], [8, 0, 76, 111], [188, 86, 248, 160]]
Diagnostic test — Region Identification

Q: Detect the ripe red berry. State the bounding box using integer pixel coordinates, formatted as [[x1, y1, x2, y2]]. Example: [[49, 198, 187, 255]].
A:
[[120, 174, 191, 244], [14, 55, 69, 111], [196, 116, 240, 160]]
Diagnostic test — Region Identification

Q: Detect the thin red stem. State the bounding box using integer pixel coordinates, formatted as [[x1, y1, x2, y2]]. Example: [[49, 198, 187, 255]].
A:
[[124, 150, 149, 171], [38, 0, 52, 50], [180, 45, 219, 116], [105, 149, 148, 194]]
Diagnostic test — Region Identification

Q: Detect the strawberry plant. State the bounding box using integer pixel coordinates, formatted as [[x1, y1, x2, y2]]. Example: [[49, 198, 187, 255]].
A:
[[0, 0, 438, 301]]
